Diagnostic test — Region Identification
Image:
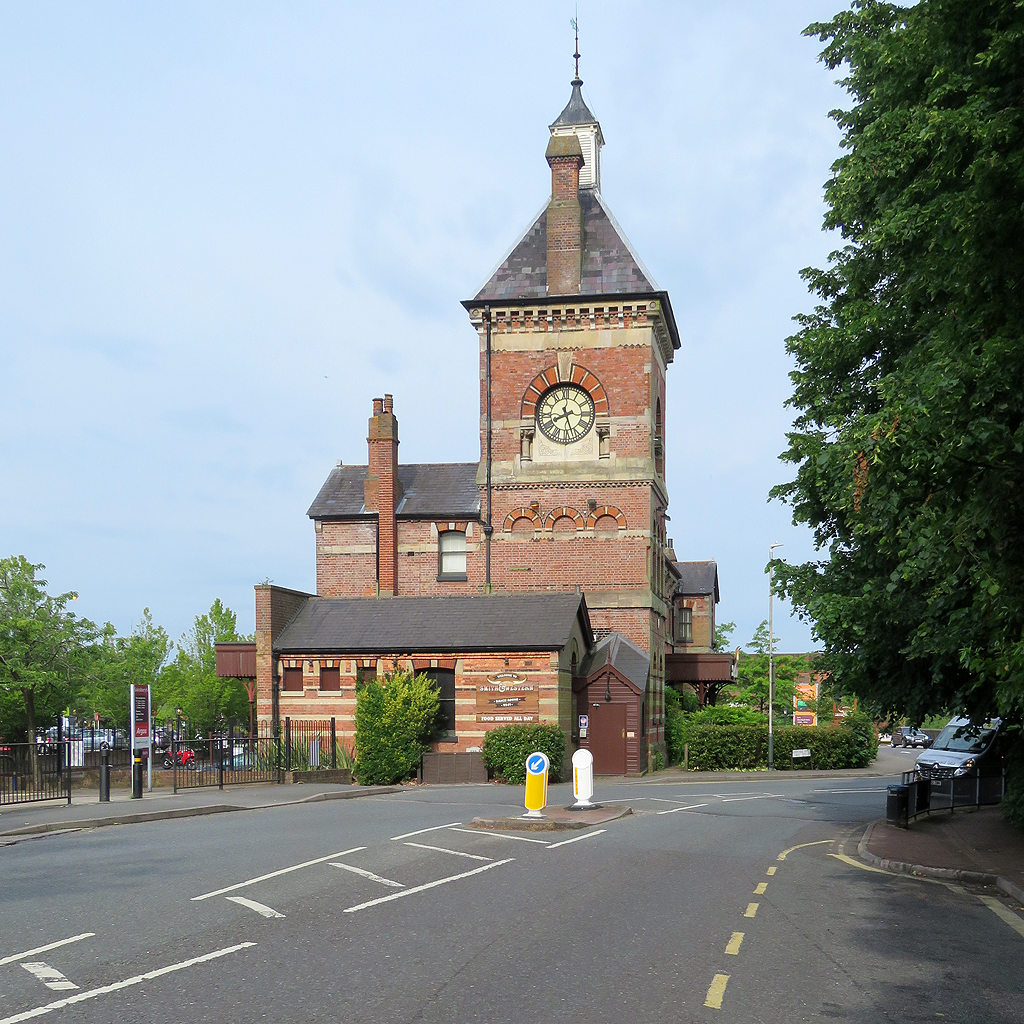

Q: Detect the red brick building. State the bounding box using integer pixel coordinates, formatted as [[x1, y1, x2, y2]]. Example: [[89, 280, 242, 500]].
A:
[[240, 71, 723, 774]]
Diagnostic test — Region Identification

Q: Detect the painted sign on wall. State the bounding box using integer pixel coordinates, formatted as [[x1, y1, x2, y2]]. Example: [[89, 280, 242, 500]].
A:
[[476, 673, 539, 723]]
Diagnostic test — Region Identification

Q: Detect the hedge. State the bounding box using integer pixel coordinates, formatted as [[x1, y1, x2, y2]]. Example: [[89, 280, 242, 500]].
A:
[[669, 720, 875, 772], [354, 670, 439, 785], [481, 724, 566, 784]]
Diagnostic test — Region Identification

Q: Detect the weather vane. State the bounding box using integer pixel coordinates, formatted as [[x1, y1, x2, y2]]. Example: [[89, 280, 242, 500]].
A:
[[571, 9, 580, 81]]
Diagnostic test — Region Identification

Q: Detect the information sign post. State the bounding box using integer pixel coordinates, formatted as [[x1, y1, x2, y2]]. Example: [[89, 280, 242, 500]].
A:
[[130, 684, 152, 798]]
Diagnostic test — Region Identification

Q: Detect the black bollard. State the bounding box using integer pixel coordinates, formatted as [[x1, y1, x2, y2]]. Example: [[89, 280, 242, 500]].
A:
[[131, 754, 143, 799], [99, 744, 110, 802]]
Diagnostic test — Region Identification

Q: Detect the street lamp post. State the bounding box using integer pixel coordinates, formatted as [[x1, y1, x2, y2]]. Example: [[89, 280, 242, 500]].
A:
[[768, 542, 784, 771]]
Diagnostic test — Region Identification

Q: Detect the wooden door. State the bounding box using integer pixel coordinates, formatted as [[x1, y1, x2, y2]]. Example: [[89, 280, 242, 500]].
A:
[[589, 702, 627, 775]]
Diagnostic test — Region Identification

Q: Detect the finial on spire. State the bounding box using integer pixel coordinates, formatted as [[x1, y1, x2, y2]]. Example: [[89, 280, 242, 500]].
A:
[[571, 10, 581, 83]]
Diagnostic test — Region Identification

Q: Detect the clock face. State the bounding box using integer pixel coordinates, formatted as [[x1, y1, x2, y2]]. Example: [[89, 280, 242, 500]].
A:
[[536, 384, 596, 445]]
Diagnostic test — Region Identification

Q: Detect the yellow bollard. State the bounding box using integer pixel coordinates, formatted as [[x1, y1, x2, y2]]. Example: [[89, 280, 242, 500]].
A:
[[523, 751, 549, 819]]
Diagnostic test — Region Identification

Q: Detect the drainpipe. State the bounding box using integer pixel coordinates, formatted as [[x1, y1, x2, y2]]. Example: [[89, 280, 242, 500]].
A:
[[484, 305, 493, 592]]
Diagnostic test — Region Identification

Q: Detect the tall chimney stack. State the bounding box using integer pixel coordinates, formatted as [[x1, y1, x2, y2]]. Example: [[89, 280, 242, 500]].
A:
[[364, 394, 402, 596], [545, 134, 584, 295]]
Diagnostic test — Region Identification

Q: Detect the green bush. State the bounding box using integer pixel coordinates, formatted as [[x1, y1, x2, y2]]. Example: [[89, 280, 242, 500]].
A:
[[1002, 730, 1024, 832], [677, 721, 870, 771], [354, 670, 439, 785], [843, 711, 879, 768], [481, 724, 566, 784]]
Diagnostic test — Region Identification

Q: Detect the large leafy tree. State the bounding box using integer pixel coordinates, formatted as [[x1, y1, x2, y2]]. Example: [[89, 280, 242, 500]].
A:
[[156, 599, 252, 737], [0, 557, 99, 771], [773, 2, 1024, 740]]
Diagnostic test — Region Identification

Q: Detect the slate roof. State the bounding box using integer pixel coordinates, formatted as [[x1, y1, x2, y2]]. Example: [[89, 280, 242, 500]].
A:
[[550, 77, 599, 128], [673, 560, 720, 602], [472, 190, 660, 303], [577, 631, 650, 692], [273, 593, 591, 654], [307, 463, 480, 520]]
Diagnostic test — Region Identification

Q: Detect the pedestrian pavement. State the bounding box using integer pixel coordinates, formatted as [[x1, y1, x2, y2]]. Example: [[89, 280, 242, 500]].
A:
[[861, 805, 1024, 902], [0, 780, 404, 843]]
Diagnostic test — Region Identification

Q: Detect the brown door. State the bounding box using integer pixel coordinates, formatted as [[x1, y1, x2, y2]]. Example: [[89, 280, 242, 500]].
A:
[[589, 703, 627, 775]]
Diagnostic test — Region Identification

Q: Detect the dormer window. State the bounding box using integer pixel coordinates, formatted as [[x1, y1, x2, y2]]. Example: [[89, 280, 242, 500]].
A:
[[438, 530, 467, 581]]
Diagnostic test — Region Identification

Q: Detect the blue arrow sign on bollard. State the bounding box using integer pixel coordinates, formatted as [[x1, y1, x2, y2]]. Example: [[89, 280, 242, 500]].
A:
[[527, 753, 547, 774]]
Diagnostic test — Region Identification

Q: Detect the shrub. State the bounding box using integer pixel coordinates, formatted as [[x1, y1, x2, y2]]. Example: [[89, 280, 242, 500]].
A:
[[481, 724, 566, 784], [843, 711, 879, 768], [354, 670, 439, 785], [676, 721, 873, 771]]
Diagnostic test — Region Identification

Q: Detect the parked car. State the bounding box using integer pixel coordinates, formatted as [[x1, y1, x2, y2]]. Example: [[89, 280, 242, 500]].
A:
[[891, 726, 931, 748], [915, 717, 1003, 779]]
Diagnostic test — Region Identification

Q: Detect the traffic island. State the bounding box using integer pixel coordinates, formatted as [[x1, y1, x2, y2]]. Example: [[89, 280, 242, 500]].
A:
[[468, 803, 632, 832]]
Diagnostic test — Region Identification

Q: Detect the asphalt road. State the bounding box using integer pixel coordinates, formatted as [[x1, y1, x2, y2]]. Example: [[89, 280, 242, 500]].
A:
[[2, 761, 1022, 1023]]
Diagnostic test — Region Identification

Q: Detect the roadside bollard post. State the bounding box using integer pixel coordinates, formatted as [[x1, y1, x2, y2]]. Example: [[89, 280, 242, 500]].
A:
[[131, 753, 143, 799], [523, 751, 549, 819], [99, 743, 110, 803], [570, 748, 597, 809]]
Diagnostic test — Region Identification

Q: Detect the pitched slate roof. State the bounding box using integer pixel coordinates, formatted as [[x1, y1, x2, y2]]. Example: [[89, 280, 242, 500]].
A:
[[577, 631, 650, 692], [472, 190, 660, 302], [307, 463, 480, 520], [673, 560, 720, 602], [274, 593, 591, 654]]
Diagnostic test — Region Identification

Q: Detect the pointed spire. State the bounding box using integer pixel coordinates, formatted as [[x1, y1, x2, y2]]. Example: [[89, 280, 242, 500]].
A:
[[548, 20, 604, 190]]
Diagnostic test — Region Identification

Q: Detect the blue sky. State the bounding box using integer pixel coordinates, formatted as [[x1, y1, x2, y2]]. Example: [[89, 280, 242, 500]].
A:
[[0, 1, 849, 654]]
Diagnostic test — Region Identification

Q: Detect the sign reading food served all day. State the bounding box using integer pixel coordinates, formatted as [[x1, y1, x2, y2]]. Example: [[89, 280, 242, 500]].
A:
[[476, 672, 539, 723]]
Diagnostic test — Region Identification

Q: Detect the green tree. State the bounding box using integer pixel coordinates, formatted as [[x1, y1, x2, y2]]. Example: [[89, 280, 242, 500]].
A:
[[735, 621, 803, 720], [156, 600, 251, 737], [76, 610, 171, 728], [771, 1, 1024, 809], [714, 620, 736, 652], [0, 557, 98, 775]]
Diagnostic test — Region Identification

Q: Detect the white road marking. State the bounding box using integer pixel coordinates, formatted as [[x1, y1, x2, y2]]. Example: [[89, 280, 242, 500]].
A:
[[404, 842, 491, 861], [448, 827, 549, 844], [648, 796, 695, 804], [191, 847, 366, 900], [720, 794, 784, 803], [656, 802, 708, 815], [343, 858, 514, 914], [547, 829, 607, 849], [21, 964, 77, 992], [0, 942, 255, 1024], [225, 896, 285, 918], [0, 934, 94, 968], [811, 788, 888, 794], [331, 863, 404, 888], [389, 821, 463, 841]]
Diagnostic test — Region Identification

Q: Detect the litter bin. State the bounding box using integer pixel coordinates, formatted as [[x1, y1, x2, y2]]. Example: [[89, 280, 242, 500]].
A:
[[886, 784, 909, 827]]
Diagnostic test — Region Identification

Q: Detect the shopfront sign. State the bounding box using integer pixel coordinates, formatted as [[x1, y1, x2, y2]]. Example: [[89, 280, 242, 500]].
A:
[[476, 675, 538, 723]]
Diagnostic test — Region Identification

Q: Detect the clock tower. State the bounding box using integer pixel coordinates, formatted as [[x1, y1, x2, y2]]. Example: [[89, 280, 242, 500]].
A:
[[462, 70, 681, 758]]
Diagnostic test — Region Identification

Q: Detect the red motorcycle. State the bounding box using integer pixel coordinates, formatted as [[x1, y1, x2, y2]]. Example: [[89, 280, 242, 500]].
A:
[[163, 747, 196, 770]]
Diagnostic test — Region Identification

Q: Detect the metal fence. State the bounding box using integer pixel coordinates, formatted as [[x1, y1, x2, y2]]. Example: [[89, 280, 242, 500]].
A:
[[166, 718, 349, 792], [0, 740, 71, 805], [887, 768, 1005, 827]]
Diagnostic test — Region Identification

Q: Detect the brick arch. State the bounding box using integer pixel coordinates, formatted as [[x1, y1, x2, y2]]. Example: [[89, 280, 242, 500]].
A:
[[503, 507, 541, 532], [543, 506, 587, 531], [585, 505, 628, 530], [520, 363, 610, 421]]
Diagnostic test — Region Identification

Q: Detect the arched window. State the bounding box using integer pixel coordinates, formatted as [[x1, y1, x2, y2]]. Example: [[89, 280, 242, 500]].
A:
[[437, 530, 467, 580]]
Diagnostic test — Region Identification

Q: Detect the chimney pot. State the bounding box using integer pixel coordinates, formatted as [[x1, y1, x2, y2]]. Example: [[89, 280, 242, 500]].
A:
[[373, 397, 384, 415], [383, 394, 393, 413]]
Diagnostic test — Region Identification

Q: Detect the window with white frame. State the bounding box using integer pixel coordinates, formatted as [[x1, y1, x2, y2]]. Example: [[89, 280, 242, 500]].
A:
[[438, 530, 467, 579]]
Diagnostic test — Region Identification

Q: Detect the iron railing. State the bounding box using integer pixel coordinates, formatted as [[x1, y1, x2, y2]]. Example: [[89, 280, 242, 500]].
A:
[[0, 740, 72, 805], [887, 768, 1005, 827]]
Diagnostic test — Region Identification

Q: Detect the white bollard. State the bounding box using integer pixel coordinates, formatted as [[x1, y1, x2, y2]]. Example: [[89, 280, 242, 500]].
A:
[[570, 748, 597, 809]]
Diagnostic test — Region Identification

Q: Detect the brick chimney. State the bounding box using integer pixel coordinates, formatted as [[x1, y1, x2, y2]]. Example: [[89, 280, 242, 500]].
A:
[[364, 394, 402, 596], [545, 134, 584, 295]]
